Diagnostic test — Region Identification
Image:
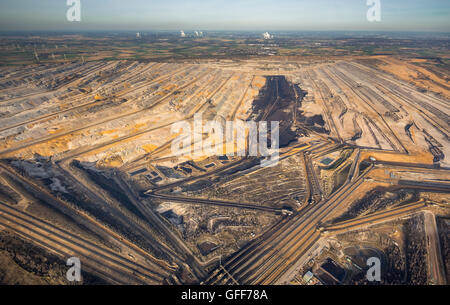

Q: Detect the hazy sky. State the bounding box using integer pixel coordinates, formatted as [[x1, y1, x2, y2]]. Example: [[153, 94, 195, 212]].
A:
[[0, 0, 449, 32]]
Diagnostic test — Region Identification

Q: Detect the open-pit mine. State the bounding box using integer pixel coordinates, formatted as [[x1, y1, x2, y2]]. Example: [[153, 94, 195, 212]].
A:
[[0, 54, 449, 285]]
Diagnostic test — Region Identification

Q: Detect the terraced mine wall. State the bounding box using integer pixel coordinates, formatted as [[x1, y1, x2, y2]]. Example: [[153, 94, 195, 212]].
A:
[[251, 75, 318, 146]]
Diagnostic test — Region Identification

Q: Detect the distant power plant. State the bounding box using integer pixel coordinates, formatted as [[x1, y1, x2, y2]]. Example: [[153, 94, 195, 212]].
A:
[[180, 30, 204, 38], [263, 32, 274, 39]]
